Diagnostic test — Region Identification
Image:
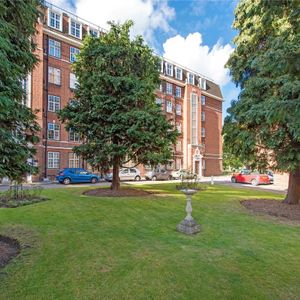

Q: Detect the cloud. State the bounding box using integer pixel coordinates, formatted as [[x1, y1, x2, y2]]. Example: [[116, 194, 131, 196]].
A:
[[73, 0, 175, 44], [48, 0, 75, 13], [163, 32, 234, 86]]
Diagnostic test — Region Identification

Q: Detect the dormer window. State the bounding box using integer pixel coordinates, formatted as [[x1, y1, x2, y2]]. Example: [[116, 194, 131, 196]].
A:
[[199, 77, 207, 90], [160, 60, 164, 73], [165, 63, 173, 76], [188, 73, 195, 85], [175, 67, 182, 80], [48, 10, 62, 31], [70, 19, 82, 39], [89, 28, 99, 37]]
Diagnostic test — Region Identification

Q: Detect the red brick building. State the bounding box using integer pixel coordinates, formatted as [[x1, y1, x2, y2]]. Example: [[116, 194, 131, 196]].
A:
[[27, 2, 223, 181]]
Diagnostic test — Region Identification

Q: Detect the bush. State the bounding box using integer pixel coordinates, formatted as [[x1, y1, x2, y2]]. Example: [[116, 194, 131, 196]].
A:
[[0, 184, 46, 208]]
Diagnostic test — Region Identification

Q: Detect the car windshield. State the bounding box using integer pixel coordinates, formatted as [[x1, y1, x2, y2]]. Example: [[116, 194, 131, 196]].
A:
[[241, 170, 251, 175]]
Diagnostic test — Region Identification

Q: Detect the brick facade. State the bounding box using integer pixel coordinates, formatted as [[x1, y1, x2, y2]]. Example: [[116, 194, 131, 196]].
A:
[[28, 3, 223, 181]]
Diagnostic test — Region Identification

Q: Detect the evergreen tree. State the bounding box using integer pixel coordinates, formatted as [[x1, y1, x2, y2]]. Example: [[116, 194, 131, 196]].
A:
[[223, 0, 300, 204], [59, 21, 178, 190], [222, 137, 244, 171], [0, 0, 40, 182]]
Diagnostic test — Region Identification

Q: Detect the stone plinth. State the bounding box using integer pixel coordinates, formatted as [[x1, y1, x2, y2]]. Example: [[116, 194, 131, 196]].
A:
[[177, 218, 200, 235], [177, 189, 200, 235]]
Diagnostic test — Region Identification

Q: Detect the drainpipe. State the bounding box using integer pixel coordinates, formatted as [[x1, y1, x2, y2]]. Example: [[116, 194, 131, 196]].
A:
[[44, 35, 49, 180]]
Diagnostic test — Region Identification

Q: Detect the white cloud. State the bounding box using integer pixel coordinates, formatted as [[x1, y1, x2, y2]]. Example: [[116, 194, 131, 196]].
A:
[[73, 0, 175, 44], [48, 0, 75, 13], [163, 32, 234, 86]]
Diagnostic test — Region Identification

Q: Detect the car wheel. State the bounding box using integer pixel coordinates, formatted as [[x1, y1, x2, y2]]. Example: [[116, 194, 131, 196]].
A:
[[151, 176, 157, 181], [251, 179, 258, 186], [134, 175, 141, 181], [91, 177, 98, 184], [231, 177, 236, 183], [63, 178, 71, 185]]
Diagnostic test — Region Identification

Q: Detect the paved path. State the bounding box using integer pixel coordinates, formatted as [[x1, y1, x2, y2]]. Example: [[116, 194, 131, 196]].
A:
[[0, 174, 288, 193]]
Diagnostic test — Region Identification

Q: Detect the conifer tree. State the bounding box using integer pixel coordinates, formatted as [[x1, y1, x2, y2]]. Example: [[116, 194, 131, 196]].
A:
[[223, 0, 300, 204], [0, 0, 40, 182], [59, 21, 178, 190]]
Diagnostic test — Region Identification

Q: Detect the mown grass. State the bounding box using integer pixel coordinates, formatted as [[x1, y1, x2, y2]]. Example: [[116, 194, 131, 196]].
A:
[[0, 184, 299, 300]]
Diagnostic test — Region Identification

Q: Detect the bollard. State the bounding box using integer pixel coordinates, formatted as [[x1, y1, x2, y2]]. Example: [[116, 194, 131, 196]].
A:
[[211, 175, 214, 185]]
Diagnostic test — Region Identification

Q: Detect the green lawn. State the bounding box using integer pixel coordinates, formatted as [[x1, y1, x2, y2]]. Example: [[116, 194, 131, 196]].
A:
[[0, 184, 299, 300]]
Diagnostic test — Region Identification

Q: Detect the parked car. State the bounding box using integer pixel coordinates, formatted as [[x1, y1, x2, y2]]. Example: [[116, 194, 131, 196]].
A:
[[56, 168, 100, 185], [231, 169, 270, 186], [145, 168, 172, 181], [104, 168, 141, 182], [266, 171, 274, 184], [171, 169, 198, 180]]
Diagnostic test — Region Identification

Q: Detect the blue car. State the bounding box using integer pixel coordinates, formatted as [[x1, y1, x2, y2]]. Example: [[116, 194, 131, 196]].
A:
[[56, 168, 100, 185]]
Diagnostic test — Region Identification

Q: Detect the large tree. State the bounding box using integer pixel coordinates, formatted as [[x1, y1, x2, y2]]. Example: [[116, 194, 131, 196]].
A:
[[59, 21, 178, 190], [222, 138, 244, 172], [0, 0, 40, 182], [223, 0, 300, 204]]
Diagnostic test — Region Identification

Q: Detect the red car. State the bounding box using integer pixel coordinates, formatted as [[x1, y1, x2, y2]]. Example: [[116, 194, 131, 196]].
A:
[[231, 169, 270, 186]]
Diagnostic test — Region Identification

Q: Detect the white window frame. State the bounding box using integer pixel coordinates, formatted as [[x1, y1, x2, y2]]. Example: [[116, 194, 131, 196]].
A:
[[48, 152, 60, 169], [175, 86, 181, 98], [191, 93, 198, 145], [176, 104, 181, 116], [188, 73, 195, 85], [49, 39, 61, 58], [176, 141, 182, 152], [48, 95, 60, 112], [88, 27, 99, 37], [69, 129, 80, 142], [70, 47, 80, 63], [199, 77, 207, 90], [48, 9, 62, 31], [69, 153, 80, 168], [166, 82, 173, 95], [70, 73, 78, 89], [165, 62, 173, 76], [166, 101, 172, 113], [201, 111, 205, 121], [69, 18, 82, 39], [48, 123, 60, 140], [201, 95, 206, 105], [48, 66, 61, 85], [175, 67, 182, 80], [177, 123, 182, 133], [156, 98, 162, 105]]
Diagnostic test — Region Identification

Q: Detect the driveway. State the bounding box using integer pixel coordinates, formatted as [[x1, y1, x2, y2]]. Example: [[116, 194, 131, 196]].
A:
[[202, 174, 288, 194], [0, 174, 288, 193]]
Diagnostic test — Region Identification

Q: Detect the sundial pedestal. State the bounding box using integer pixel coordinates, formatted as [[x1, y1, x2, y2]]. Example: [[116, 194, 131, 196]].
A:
[[177, 189, 200, 235]]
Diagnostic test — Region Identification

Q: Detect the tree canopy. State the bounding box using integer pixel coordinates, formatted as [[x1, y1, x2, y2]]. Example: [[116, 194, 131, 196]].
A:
[[59, 21, 178, 190], [0, 0, 40, 182], [223, 0, 300, 203]]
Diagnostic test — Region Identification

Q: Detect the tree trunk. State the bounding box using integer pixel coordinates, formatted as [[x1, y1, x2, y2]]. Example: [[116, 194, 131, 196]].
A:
[[111, 157, 120, 191], [283, 167, 300, 205]]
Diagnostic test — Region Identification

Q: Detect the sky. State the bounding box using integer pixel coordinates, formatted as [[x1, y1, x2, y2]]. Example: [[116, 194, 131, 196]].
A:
[[49, 0, 240, 118]]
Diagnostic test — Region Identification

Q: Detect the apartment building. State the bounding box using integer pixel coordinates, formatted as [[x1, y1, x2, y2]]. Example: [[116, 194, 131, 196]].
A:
[[27, 2, 222, 181]]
